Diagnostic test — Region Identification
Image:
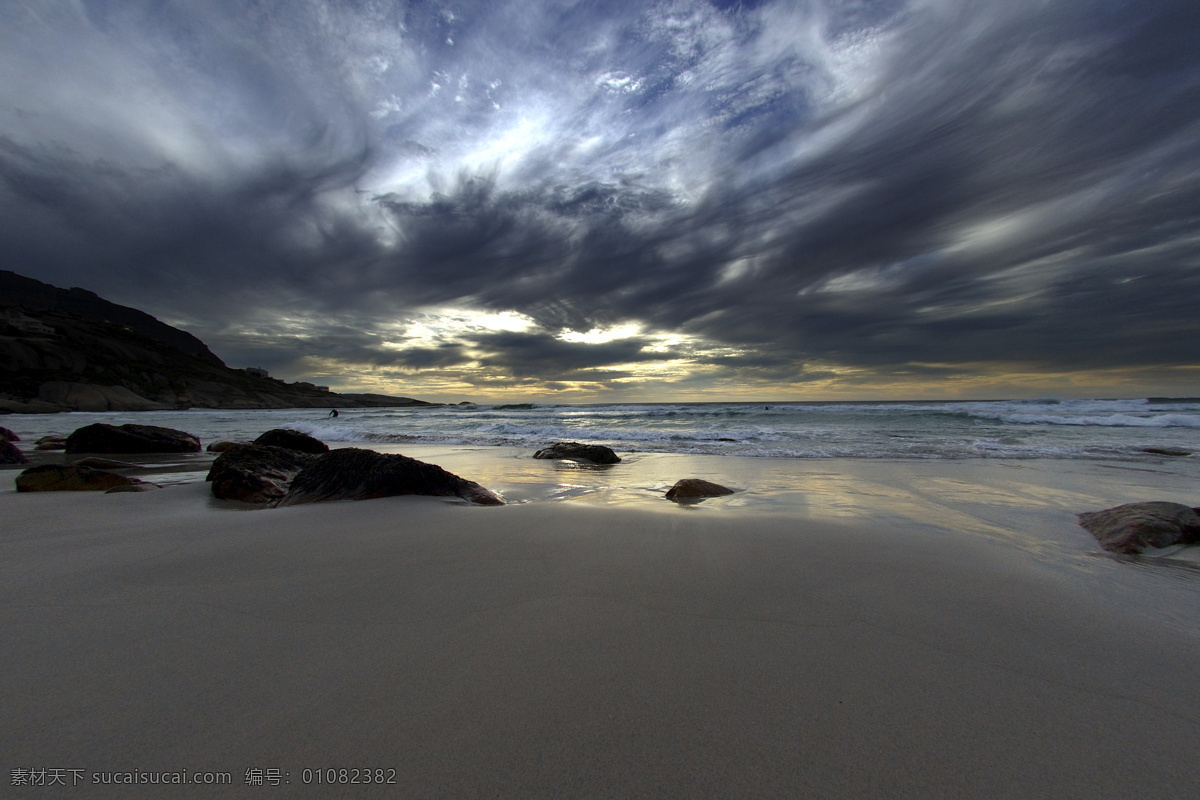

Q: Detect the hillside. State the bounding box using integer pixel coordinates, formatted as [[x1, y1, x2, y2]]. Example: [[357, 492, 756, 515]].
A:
[[0, 270, 224, 365], [0, 276, 432, 413]]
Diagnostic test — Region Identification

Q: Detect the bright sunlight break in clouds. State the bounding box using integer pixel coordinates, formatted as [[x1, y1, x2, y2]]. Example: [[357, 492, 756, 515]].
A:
[[2, 0, 1199, 401]]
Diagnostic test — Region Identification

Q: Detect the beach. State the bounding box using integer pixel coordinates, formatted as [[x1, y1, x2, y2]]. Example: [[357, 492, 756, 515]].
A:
[[3, 448, 1200, 797]]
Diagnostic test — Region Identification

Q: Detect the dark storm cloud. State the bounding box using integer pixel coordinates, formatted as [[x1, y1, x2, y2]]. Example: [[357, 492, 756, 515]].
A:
[[473, 330, 680, 380], [2, 0, 1199, 393]]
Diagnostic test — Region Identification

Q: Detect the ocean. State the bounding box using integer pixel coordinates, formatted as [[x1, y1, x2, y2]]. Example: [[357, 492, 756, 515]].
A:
[[6, 396, 1200, 462]]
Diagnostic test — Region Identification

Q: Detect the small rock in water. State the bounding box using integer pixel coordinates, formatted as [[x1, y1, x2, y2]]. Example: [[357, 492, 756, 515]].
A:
[[665, 478, 736, 501], [207, 440, 242, 453], [1077, 501, 1200, 554], [533, 442, 621, 464], [253, 428, 330, 454]]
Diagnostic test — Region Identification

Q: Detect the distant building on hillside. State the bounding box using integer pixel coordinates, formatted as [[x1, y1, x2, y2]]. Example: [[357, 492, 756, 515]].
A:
[[0, 307, 55, 336], [244, 367, 269, 378]]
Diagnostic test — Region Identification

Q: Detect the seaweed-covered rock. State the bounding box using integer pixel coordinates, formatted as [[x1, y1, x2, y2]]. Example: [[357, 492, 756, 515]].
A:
[[278, 447, 503, 506], [1077, 502, 1200, 554], [15, 463, 149, 492], [533, 441, 621, 464], [207, 443, 319, 504], [253, 428, 329, 454], [665, 478, 735, 501], [65, 423, 200, 454], [1, 440, 28, 465]]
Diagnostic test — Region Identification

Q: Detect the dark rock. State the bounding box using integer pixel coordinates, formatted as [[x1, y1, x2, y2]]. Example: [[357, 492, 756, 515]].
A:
[[105, 483, 161, 493], [665, 478, 736, 501], [35, 439, 67, 451], [1077, 502, 1200, 554], [15, 463, 148, 492], [278, 447, 504, 507], [1, 440, 28, 464], [533, 441, 621, 464], [206, 440, 241, 452], [65, 423, 201, 454], [207, 444, 319, 504], [0, 426, 18, 442], [253, 428, 330, 454]]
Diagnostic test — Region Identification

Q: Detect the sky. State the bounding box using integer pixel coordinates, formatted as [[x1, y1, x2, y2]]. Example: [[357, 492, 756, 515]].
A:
[[2, 0, 1199, 403]]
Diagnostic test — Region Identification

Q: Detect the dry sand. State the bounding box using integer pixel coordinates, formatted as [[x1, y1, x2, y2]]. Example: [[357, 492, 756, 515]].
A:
[[3, 452, 1200, 797]]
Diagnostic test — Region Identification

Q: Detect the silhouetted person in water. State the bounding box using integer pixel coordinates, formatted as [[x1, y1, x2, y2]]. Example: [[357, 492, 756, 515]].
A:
[[328, 409, 339, 418]]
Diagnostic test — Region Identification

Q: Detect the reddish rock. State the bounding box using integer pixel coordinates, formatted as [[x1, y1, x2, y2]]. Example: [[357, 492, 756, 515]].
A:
[[35, 435, 67, 451], [206, 441, 241, 453], [207, 444, 319, 504], [1077, 502, 1200, 554], [0, 426, 18, 442]]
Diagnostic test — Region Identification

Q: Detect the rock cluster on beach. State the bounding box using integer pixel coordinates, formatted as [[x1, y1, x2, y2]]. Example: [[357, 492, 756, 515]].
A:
[[10, 423, 506, 507], [1077, 501, 1200, 554]]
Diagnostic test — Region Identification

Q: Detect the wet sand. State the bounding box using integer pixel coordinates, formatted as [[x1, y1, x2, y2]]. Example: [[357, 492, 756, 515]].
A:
[[2, 453, 1200, 797]]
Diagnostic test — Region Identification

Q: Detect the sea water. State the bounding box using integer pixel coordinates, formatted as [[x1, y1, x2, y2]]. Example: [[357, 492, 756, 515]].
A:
[[5, 397, 1200, 462]]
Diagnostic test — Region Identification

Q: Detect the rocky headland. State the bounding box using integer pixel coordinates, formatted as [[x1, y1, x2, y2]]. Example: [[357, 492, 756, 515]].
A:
[[0, 270, 434, 413]]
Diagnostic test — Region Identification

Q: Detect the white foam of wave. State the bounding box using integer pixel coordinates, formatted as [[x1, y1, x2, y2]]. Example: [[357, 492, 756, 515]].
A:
[[991, 413, 1200, 428]]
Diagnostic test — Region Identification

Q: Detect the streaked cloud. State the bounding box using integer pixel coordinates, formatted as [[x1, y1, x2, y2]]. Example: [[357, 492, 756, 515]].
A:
[[2, 0, 1198, 400]]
